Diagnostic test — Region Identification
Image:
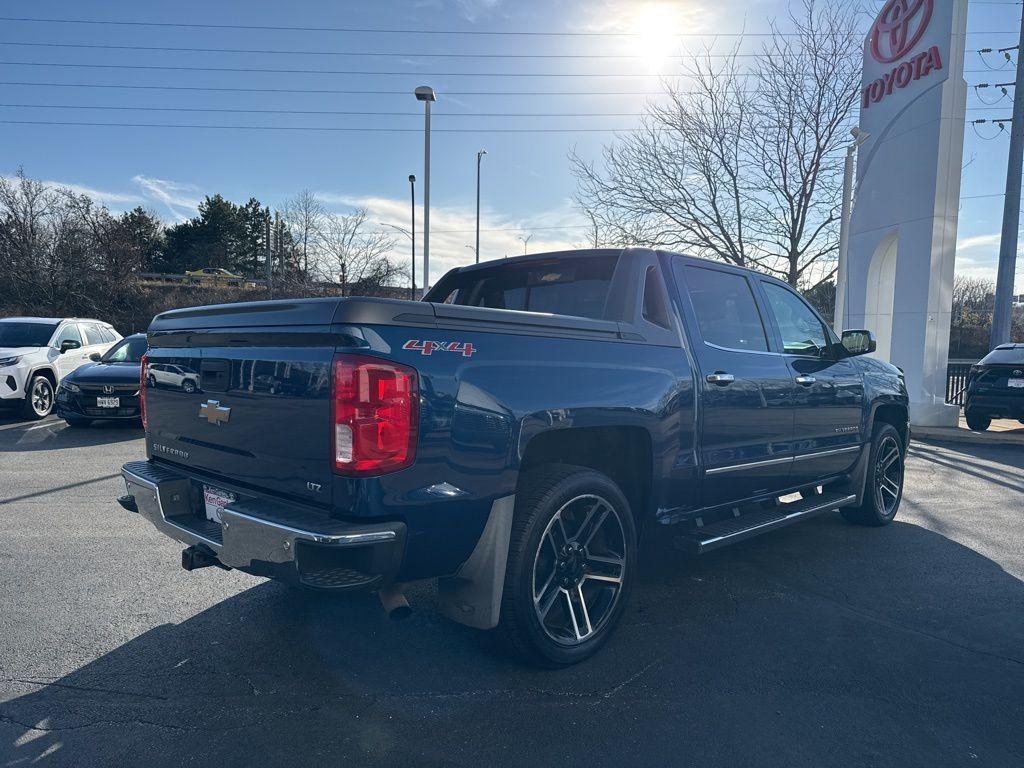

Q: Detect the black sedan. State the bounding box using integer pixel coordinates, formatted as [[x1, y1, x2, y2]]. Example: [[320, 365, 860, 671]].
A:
[[965, 343, 1024, 431], [55, 333, 147, 427]]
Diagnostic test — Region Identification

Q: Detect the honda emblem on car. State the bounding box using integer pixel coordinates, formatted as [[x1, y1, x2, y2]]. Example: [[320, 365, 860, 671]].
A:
[[198, 399, 231, 426], [102, 385, 115, 395]]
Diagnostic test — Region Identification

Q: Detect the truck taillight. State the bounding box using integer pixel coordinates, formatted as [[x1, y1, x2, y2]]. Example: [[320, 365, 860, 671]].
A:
[[140, 352, 148, 430], [332, 354, 418, 476]]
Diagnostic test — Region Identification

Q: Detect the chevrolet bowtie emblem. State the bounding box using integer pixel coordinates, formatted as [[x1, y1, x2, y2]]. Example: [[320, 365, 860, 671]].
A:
[[198, 399, 231, 426]]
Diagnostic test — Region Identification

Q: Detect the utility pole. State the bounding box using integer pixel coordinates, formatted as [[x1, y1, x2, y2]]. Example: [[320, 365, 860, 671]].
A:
[[475, 149, 487, 263], [264, 213, 272, 298], [409, 174, 416, 301], [991, 19, 1024, 348]]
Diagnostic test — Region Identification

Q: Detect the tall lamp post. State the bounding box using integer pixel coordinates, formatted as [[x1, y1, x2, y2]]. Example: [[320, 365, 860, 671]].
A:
[[408, 174, 416, 301], [834, 126, 870, 334], [415, 85, 436, 290], [475, 149, 487, 263]]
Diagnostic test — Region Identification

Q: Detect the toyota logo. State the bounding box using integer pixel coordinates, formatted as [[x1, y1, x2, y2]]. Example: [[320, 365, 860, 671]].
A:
[[870, 0, 934, 64], [1015, 370, 1023, 377]]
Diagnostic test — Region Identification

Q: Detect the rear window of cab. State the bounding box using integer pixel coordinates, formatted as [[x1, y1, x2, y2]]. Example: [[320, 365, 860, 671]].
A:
[[426, 254, 619, 321]]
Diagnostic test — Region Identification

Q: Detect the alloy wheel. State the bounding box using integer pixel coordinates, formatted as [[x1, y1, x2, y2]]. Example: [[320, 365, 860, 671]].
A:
[[31, 378, 54, 417], [873, 435, 903, 517], [531, 494, 627, 646]]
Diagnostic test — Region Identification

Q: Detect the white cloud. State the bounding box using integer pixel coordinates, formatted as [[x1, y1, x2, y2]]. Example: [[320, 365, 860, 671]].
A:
[[956, 233, 1000, 252], [330, 194, 592, 285], [44, 181, 144, 207], [131, 175, 203, 222]]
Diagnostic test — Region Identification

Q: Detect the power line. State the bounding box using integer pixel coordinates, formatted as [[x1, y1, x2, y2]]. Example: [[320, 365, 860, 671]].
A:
[[0, 59, 1002, 78], [0, 118, 639, 132], [0, 40, 844, 60], [0, 102, 1007, 117], [0, 16, 1014, 36], [0, 115, 998, 134], [0, 80, 671, 96]]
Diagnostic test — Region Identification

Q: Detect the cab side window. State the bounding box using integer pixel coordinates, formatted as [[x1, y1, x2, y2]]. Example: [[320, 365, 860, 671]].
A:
[[761, 283, 828, 357], [53, 324, 82, 348], [82, 324, 106, 346], [679, 266, 769, 352]]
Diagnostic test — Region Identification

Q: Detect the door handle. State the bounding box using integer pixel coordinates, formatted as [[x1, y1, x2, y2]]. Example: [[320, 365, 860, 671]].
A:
[[795, 375, 816, 386], [706, 372, 735, 386]]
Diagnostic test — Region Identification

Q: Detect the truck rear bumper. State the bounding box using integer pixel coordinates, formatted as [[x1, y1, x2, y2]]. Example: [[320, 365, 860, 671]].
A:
[[120, 460, 406, 591]]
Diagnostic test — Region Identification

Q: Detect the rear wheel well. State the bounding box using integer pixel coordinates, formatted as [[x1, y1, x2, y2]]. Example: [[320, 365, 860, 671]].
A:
[[519, 426, 653, 533], [873, 403, 908, 447]]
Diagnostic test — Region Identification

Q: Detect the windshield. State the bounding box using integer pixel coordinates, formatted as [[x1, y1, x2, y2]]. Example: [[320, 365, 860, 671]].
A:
[[101, 336, 147, 363], [0, 321, 57, 348]]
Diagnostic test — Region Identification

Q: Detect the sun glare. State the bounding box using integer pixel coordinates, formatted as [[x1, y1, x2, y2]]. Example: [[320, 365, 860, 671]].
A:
[[630, 2, 689, 72]]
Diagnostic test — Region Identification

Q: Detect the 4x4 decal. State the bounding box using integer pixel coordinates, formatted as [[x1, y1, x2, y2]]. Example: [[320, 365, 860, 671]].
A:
[[402, 340, 476, 358]]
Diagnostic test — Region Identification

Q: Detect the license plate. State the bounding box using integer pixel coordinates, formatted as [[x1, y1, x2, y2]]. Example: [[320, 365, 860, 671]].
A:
[[203, 485, 235, 524], [96, 396, 120, 408], [1009, 378, 1024, 389]]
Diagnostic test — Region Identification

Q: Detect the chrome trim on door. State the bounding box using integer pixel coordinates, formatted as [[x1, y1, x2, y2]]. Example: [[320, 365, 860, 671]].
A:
[[706, 444, 861, 475], [705, 455, 793, 475], [791, 445, 860, 462]]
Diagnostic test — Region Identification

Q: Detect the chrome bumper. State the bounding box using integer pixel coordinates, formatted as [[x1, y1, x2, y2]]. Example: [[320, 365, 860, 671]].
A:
[[120, 460, 405, 590]]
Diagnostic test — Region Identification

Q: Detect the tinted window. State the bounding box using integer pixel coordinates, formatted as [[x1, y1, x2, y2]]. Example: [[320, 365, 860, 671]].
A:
[[82, 324, 106, 346], [98, 327, 116, 343], [681, 266, 768, 352], [425, 255, 618, 321], [102, 336, 147, 363], [642, 266, 671, 329], [0, 322, 58, 347], [979, 346, 1024, 365], [762, 283, 828, 357], [54, 323, 83, 347]]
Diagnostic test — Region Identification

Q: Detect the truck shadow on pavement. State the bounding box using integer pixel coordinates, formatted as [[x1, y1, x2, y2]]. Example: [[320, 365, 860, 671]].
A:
[[2, 515, 1023, 767], [0, 416, 141, 452]]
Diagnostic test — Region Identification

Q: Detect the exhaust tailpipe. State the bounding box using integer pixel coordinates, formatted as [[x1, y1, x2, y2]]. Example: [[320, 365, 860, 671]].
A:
[[378, 584, 411, 620]]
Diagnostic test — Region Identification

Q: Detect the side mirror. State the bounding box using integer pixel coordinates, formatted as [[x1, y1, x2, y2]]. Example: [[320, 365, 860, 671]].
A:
[[60, 339, 82, 354], [89, 352, 102, 362], [841, 329, 876, 357]]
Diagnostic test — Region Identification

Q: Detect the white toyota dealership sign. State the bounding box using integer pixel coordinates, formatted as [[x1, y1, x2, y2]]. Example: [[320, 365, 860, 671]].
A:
[[842, 0, 968, 427]]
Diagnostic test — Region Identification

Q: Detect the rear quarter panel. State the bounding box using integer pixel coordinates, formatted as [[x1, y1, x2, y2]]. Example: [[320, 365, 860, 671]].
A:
[[345, 323, 696, 579]]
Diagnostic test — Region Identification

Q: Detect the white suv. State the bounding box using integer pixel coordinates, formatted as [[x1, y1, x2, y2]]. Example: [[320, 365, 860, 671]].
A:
[[0, 317, 122, 419]]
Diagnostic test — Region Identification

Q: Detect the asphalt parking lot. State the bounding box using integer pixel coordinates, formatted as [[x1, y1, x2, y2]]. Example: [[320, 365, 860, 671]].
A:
[[0, 413, 1022, 768]]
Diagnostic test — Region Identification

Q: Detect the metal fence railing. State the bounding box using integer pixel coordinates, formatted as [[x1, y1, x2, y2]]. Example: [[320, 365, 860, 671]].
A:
[[945, 360, 976, 407]]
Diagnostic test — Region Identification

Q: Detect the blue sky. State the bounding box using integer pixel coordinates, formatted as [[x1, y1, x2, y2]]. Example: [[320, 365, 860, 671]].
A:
[[0, 0, 1020, 287]]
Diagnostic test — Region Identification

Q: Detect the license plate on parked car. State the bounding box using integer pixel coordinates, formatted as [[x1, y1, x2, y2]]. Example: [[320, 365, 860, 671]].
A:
[[96, 397, 120, 408], [1009, 378, 1024, 389], [203, 485, 235, 524]]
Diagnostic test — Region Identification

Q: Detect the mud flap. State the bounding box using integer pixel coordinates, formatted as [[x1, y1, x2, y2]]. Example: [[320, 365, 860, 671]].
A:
[[437, 494, 515, 630]]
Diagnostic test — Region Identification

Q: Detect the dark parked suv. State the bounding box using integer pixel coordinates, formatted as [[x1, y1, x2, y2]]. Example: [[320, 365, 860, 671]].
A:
[[965, 343, 1024, 431], [118, 248, 910, 666]]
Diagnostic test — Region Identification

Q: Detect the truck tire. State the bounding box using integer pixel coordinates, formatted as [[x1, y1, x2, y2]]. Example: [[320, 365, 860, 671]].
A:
[[965, 410, 991, 432], [841, 423, 904, 527], [497, 465, 636, 667], [22, 374, 55, 420]]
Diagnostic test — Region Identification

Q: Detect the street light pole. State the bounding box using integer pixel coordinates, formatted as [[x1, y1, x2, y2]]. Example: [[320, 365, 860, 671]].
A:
[[415, 86, 436, 290], [409, 174, 416, 301], [475, 149, 487, 264], [834, 127, 870, 334]]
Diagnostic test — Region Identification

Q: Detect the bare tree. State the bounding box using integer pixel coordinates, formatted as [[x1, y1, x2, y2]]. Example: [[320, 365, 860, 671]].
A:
[[572, 0, 861, 287], [316, 208, 401, 295], [281, 189, 325, 277]]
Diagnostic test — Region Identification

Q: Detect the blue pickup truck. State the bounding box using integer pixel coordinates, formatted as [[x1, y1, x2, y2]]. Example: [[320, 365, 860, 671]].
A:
[[118, 248, 909, 666]]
